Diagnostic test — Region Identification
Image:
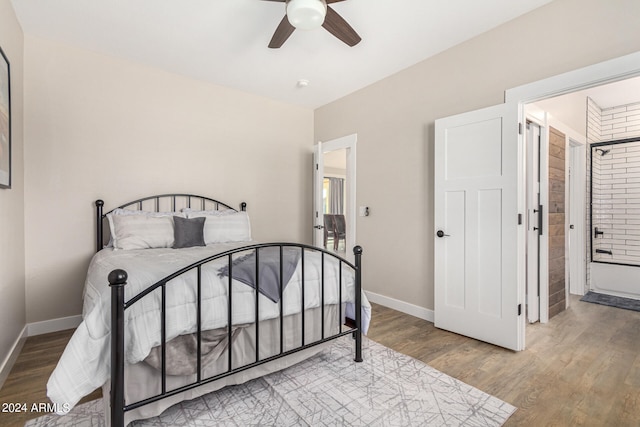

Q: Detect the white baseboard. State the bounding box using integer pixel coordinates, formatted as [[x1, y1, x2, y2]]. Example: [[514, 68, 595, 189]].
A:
[[365, 291, 434, 323], [27, 314, 82, 337], [0, 325, 27, 390], [0, 315, 83, 390]]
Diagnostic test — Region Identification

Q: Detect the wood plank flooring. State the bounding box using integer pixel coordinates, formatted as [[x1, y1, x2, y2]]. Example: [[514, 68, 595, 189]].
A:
[[0, 330, 101, 427], [367, 295, 640, 426], [1, 295, 639, 426]]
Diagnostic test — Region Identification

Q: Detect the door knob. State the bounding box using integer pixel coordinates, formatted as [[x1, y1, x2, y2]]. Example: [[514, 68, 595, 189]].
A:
[[436, 230, 450, 238]]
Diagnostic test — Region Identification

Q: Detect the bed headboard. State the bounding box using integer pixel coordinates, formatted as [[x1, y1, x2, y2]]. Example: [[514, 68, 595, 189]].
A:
[[95, 194, 247, 252]]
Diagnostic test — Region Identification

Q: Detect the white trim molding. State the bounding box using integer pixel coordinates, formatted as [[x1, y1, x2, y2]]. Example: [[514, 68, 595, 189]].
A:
[[0, 326, 27, 390], [506, 51, 640, 104], [27, 314, 82, 337], [0, 316, 83, 389], [365, 291, 434, 323]]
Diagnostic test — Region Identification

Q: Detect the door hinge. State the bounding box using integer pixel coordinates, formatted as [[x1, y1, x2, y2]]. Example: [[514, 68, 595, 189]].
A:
[[316, 163, 318, 170], [518, 123, 523, 135], [518, 304, 522, 316], [518, 213, 522, 225]]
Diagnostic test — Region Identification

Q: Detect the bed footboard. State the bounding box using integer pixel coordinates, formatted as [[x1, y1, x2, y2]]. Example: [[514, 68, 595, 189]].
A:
[[108, 244, 363, 427]]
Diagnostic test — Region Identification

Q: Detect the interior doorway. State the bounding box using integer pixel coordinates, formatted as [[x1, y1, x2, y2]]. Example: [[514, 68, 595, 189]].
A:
[[313, 134, 357, 262], [322, 149, 347, 254], [519, 64, 640, 324]]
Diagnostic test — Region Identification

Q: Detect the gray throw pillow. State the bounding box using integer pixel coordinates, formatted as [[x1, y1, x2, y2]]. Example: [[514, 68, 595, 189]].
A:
[[173, 216, 206, 249]]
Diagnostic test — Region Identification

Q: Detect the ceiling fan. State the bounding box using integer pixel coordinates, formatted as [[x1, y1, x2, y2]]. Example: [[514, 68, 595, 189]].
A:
[[261, 0, 361, 48]]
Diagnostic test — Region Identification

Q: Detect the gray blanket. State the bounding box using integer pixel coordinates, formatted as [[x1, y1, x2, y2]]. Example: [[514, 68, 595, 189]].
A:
[[144, 326, 246, 375], [218, 247, 301, 303]]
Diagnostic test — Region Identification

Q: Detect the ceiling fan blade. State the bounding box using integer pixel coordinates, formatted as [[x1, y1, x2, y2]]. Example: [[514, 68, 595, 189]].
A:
[[269, 15, 296, 48], [322, 6, 361, 47], [260, 0, 286, 2], [326, 0, 348, 3]]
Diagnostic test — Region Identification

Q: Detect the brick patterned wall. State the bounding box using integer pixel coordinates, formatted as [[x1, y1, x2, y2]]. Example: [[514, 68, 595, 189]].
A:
[[591, 140, 640, 266], [587, 99, 640, 269], [601, 102, 640, 140]]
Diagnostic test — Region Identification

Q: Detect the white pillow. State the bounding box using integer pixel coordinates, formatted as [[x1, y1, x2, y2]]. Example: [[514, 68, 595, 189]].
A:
[[110, 214, 176, 250], [106, 209, 184, 249], [186, 211, 251, 244]]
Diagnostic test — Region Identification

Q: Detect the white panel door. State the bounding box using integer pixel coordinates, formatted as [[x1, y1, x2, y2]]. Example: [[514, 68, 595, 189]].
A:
[[434, 103, 525, 351]]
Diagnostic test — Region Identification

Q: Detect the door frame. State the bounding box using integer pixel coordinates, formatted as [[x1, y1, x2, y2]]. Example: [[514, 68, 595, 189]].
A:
[[525, 120, 541, 324], [506, 51, 640, 323], [313, 134, 357, 262]]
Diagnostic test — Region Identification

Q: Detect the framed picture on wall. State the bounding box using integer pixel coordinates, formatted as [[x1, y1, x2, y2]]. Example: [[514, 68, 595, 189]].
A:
[[0, 45, 11, 189]]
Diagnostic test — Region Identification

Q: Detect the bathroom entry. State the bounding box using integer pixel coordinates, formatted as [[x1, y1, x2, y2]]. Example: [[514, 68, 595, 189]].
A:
[[525, 74, 640, 316]]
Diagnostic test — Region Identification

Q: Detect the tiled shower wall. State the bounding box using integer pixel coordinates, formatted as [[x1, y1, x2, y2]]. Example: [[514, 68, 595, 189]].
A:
[[587, 98, 640, 271], [601, 102, 640, 140]]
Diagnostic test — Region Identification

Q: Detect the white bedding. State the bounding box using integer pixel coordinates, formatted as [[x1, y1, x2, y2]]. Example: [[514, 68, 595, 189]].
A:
[[47, 242, 370, 412]]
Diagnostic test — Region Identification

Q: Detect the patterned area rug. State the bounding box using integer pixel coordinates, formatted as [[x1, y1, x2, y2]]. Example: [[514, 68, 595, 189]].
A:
[[581, 291, 640, 312], [27, 337, 516, 426]]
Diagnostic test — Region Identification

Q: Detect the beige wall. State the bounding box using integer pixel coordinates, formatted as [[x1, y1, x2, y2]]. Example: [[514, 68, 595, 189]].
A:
[[9, 0, 640, 331], [23, 36, 314, 323], [314, 0, 640, 311], [0, 0, 25, 375]]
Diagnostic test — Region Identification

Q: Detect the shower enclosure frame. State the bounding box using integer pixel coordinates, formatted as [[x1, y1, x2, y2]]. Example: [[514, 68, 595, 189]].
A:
[[589, 136, 640, 268]]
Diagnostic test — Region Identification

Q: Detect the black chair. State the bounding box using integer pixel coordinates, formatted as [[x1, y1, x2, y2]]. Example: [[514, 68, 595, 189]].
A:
[[323, 214, 336, 249], [333, 214, 346, 251]]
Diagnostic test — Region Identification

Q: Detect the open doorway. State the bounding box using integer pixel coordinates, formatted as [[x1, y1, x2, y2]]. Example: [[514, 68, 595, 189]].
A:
[[313, 134, 357, 262], [521, 74, 640, 322], [322, 149, 347, 255]]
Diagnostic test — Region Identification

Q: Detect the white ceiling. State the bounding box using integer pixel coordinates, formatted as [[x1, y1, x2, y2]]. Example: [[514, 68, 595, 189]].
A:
[[575, 76, 640, 109], [11, 0, 553, 109], [531, 76, 640, 135]]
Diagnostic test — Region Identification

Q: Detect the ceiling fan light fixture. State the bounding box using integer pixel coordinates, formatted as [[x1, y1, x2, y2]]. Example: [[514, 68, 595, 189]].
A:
[[286, 0, 327, 30]]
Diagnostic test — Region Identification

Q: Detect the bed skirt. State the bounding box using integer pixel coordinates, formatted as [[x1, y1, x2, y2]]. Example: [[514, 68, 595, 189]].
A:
[[102, 305, 341, 426]]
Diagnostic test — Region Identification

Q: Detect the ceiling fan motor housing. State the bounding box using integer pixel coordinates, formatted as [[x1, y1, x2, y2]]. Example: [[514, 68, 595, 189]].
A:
[[286, 0, 328, 30]]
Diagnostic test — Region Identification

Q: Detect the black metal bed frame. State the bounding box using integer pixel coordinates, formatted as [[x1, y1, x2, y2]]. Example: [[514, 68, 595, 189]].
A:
[[95, 195, 363, 427]]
